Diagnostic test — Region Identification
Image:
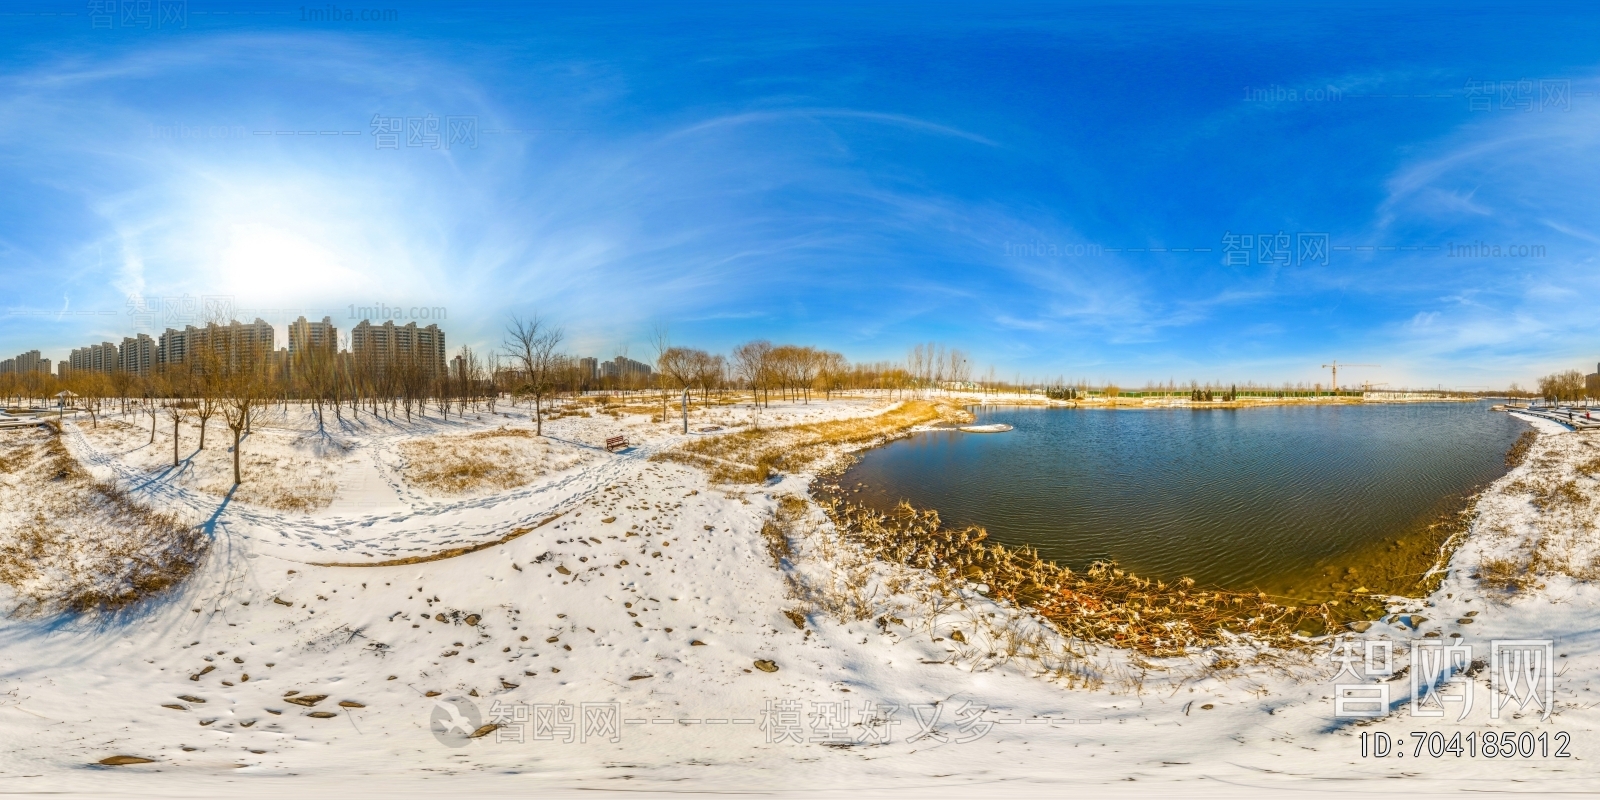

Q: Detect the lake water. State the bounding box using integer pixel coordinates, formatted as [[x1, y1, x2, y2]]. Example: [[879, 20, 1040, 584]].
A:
[[836, 402, 1528, 597]]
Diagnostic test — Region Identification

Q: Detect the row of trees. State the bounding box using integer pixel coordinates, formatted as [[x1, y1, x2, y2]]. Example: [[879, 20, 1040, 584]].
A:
[[27, 312, 1590, 492], [495, 320, 960, 433], [1535, 370, 1594, 403]]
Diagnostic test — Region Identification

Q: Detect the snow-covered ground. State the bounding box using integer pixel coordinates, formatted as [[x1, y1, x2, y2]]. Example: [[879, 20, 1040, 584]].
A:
[[0, 397, 1596, 799]]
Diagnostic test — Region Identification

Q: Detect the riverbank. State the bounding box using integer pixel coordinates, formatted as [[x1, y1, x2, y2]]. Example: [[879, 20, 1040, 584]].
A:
[[836, 400, 1525, 609]]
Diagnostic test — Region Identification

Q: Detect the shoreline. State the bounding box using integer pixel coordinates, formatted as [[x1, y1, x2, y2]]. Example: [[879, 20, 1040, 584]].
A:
[[829, 397, 1533, 626]]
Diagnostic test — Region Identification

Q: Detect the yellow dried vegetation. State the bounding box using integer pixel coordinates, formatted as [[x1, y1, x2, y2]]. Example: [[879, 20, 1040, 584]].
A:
[[399, 426, 588, 495], [659, 399, 969, 483], [821, 498, 1339, 656], [1476, 432, 1600, 593], [0, 425, 206, 615]]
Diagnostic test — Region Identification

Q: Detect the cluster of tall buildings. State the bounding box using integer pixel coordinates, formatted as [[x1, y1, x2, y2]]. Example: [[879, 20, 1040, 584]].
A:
[[12, 317, 448, 381], [67, 335, 159, 377], [578, 355, 653, 382], [63, 320, 276, 378], [0, 350, 51, 376], [1588, 362, 1600, 398]]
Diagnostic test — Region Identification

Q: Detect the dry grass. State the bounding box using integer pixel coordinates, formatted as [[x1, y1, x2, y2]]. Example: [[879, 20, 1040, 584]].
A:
[[399, 426, 592, 496], [767, 493, 1111, 687], [1531, 478, 1587, 511], [209, 452, 339, 512], [770, 494, 1331, 691], [760, 495, 805, 568], [1472, 431, 1600, 594], [1506, 430, 1538, 467], [658, 399, 969, 483], [1476, 557, 1536, 592], [819, 498, 1337, 656], [0, 425, 207, 615]]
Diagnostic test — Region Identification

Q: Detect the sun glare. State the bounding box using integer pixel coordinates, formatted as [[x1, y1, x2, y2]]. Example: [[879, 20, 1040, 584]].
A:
[[217, 223, 367, 305]]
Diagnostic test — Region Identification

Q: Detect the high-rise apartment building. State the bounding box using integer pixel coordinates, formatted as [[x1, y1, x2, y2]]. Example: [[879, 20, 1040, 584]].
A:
[[601, 355, 653, 382], [69, 342, 120, 374], [157, 327, 190, 367], [156, 319, 276, 369], [349, 320, 447, 376], [288, 315, 339, 355], [118, 334, 157, 377]]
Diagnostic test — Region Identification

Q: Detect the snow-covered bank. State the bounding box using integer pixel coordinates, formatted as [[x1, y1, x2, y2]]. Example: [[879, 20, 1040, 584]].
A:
[[0, 397, 1596, 798]]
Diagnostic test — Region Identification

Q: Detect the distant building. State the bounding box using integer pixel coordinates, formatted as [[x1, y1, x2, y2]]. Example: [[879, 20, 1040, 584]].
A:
[[69, 342, 120, 374], [350, 320, 446, 377], [156, 319, 276, 370], [602, 355, 652, 382], [288, 315, 338, 355], [213, 318, 276, 360], [157, 327, 190, 367], [118, 334, 156, 377], [578, 356, 599, 380], [0, 350, 51, 376], [1588, 362, 1600, 399]]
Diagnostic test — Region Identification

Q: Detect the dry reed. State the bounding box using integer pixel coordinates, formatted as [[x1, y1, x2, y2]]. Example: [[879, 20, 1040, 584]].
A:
[[400, 426, 590, 495], [659, 400, 968, 483], [0, 425, 206, 615], [818, 497, 1336, 656]]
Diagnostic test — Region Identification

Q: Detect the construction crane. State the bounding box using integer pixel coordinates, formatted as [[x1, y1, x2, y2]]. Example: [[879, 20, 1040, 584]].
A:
[[1321, 361, 1379, 394]]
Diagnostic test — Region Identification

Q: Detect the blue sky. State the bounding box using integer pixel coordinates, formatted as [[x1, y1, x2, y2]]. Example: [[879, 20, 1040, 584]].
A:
[[2, 1, 1598, 389]]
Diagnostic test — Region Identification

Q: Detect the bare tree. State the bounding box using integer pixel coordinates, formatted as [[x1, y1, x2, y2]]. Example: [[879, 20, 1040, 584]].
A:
[[793, 346, 820, 403], [692, 350, 725, 401], [1538, 370, 1587, 402], [650, 323, 672, 420], [818, 351, 848, 399], [947, 348, 970, 390], [159, 369, 191, 467], [146, 384, 159, 444], [503, 314, 565, 435], [732, 340, 772, 408], [68, 370, 110, 428], [484, 351, 502, 413], [220, 337, 271, 487], [193, 344, 223, 448], [449, 345, 474, 416], [657, 346, 697, 404]]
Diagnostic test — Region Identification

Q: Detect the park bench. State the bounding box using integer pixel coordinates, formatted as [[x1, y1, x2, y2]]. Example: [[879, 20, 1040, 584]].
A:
[[605, 435, 628, 452]]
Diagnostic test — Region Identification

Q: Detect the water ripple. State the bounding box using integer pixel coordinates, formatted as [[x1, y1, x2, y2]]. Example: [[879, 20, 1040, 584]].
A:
[[840, 402, 1527, 589]]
